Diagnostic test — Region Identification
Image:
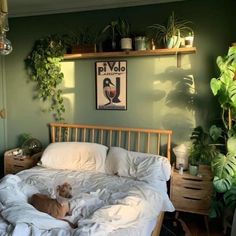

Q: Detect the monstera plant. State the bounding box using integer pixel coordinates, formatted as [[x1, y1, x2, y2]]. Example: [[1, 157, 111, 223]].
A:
[[209, 46, 236, 217]]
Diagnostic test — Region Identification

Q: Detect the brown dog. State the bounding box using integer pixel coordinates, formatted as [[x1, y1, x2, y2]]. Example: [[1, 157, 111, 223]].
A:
[[31, 182, 72, 219], [31, 194, 69, 219]]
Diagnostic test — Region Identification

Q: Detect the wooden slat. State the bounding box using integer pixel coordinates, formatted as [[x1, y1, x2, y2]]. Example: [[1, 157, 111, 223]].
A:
[[100, 130, 103, 144], [118, 131, 121, 147], [51, 126, 55, 143], [147, 132, 150, 153], [75, 128, 78, 141], [58, 127, 62, 142], [83, 128, 86, 142], [66, 128, 70, 141], [92, 129, 95, 143], [137, 132, 140, 152], [157, 133, 160, 155], [167, 133, 171, 161], [128, 131, 131, 150], [109, 130, 112, 146]]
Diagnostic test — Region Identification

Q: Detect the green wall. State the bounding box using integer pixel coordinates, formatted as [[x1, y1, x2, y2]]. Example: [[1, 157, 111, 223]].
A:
[[3, 0, 235, 150]]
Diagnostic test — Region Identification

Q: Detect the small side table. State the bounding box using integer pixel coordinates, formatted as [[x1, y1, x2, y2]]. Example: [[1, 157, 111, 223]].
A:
[[4, 148, 42, 175], [170, 165, 213, 234]]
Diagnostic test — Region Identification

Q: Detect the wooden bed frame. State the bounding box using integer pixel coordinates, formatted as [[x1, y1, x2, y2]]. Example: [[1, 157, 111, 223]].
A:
[[49, 122, 173, 236]]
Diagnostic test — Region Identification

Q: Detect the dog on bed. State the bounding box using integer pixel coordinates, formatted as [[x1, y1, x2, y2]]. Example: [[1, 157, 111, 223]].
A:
[[31, 182, 72, 219]]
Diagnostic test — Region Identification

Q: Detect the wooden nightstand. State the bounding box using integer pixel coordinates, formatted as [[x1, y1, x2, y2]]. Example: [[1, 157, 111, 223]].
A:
[[4, 148, 42, 175], [170, 165, 213, 233]]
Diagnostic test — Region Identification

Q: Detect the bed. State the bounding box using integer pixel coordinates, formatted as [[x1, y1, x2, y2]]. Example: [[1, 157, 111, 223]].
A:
[[0, 123, 174, 236]]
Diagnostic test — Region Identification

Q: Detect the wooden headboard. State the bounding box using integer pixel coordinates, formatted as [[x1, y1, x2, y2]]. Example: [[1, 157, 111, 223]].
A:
[[49, 123, 173, 161]]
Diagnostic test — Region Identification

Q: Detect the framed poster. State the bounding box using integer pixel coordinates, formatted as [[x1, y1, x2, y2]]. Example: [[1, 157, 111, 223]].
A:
[[95, 60, 127, 110]]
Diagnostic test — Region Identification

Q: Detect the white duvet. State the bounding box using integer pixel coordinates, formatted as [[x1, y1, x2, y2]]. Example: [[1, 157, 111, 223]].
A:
[[0, 167, 174, 236]]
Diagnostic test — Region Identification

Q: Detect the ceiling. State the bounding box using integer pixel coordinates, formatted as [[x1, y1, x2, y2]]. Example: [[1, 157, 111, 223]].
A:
[[8, 0, 183, 18]]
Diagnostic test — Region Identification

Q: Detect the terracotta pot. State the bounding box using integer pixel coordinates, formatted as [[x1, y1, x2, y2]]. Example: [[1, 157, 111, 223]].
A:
[[71, 44, 96, 53]]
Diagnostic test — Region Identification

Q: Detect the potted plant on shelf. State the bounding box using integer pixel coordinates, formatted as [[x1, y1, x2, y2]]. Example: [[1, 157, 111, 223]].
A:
[[209, 46, 236, 222], [100, 20, 118, 51], [132, 30, 148, 51], [148, 12, 193, 49], [70, 27, 97, 53], [116, 18, 132, 51], [184, 31, 194, 48]]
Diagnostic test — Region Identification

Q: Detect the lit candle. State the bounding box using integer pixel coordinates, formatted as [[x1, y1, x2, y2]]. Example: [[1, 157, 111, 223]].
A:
[[1, 0, 8, 13]]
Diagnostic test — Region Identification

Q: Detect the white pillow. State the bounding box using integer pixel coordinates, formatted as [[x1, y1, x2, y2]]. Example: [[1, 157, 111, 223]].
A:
[[106, 147, 171, 185], [39, 142, 108, 173]]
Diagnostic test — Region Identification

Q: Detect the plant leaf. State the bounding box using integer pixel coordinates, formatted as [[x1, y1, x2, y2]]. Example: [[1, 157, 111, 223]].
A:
[[211, 152, 236, 179], [209, 125, 223, 141], [213, 176, 232, 193], [224, 184, 236, 209], [210, 78, 221, 96]]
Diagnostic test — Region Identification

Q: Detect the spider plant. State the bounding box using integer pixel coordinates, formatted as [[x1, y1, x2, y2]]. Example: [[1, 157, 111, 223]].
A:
[[148, 12, 193, 48]]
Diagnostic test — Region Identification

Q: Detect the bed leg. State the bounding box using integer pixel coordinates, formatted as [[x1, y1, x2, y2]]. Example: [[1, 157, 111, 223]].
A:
[[151, 212, 164, 236]]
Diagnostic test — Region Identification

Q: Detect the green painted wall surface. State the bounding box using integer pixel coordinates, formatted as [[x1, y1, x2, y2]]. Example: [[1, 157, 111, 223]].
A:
[[4, 0, 235, 150]]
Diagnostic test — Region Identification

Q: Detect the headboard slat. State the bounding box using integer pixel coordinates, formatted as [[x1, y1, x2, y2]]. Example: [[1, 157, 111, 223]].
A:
[[49, 123, 173, 161]]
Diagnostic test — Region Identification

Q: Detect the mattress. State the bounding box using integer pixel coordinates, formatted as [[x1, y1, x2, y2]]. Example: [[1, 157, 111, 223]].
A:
[[0, 166, 174, 236]]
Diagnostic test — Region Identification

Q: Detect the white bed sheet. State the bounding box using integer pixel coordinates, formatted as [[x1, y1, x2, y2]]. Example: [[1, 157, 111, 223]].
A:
[[0, 166, 174, 236]]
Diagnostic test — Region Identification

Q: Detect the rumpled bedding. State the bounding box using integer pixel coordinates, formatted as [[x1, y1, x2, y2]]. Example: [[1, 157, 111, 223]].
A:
[[0, 166, 174, 236]]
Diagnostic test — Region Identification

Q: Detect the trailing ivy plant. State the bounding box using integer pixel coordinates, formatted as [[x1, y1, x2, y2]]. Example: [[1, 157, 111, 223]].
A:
[[25, 34, 66, 121]]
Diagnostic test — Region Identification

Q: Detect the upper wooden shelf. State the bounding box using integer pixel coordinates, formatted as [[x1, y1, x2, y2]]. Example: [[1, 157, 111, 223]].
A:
[[64, 47, 196, 60]]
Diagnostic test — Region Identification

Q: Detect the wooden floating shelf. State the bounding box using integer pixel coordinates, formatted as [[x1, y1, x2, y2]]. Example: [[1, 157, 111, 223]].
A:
[[64, 47, 196, 60]]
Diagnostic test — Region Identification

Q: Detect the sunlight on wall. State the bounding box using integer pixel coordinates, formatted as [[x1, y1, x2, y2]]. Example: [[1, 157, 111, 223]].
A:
[[61, 61, 75, 88], [152, 55, 196, 143], [61, 61, 76, 121], [63, 93, 75, 122]]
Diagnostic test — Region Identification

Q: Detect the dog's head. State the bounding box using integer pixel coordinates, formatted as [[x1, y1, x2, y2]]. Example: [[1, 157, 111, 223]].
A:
[[56, 182, 72, 198]]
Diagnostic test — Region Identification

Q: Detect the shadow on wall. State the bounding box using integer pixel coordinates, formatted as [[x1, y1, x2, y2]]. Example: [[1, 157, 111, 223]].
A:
[[153, 65, 200, 143]]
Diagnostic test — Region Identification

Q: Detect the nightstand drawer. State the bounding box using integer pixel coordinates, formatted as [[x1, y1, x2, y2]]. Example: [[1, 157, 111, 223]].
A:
[[172, 175, 212, 190], [172, 185, 212, 200], [172, 194, 211, 215]]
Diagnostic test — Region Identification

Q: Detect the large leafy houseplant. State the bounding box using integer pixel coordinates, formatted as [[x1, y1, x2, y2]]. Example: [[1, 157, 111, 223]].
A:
[[189, 126, 216, 166], [25, 35, 66, 121], [209, 46, 236, 218]]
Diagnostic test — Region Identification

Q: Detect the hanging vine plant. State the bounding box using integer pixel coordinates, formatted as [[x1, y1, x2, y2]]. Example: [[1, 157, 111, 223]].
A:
[[25, 34, 67, 121]]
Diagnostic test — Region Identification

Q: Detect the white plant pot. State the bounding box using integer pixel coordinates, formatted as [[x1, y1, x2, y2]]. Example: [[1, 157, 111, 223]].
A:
[[184, 36, 194, 47], [167, 35, 181, 49], [120, 38, 132, 50]]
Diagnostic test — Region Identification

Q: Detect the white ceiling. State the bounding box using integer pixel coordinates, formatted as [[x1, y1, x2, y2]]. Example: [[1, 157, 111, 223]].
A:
[[8, 0, 183, 18]]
